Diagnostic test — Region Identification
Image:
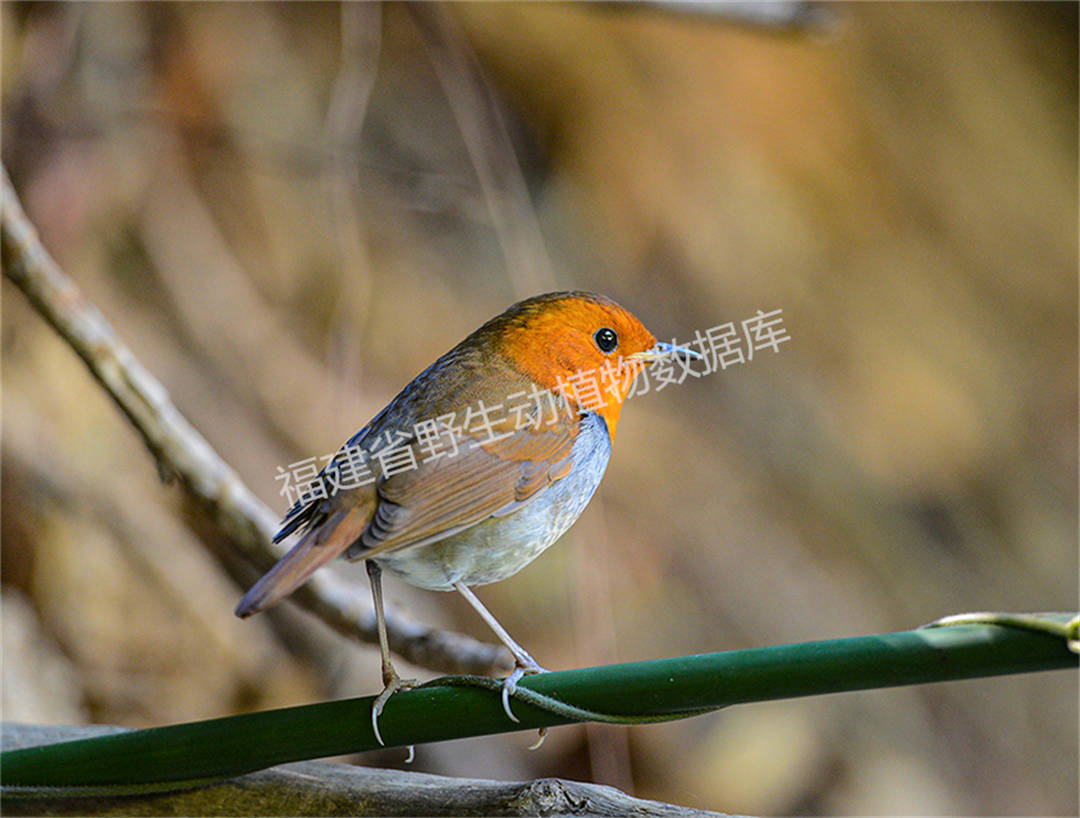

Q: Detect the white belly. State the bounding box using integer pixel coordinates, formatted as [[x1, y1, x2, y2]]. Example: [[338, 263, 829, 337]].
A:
[[373, 413, 611, 590]]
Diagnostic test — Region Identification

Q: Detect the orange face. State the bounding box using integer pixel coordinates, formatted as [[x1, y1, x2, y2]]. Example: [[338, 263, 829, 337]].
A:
[[493, 292, 659, 438]]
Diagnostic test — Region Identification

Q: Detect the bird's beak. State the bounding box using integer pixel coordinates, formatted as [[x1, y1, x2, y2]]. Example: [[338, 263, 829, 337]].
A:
[[629, 341, 702, 363]]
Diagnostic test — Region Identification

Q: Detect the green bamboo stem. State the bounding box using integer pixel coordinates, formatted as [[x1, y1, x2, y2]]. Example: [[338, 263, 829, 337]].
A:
[[3, 615, 1076, 797]]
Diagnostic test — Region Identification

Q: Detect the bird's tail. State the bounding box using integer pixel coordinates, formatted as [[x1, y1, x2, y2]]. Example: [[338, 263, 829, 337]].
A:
[[235, 505, 371, 618]]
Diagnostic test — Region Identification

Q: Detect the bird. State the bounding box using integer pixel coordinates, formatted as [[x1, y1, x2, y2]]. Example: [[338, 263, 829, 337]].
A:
[[235, 291, 697, 742]]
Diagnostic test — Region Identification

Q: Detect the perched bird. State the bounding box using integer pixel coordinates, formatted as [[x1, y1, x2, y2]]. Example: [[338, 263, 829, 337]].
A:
[[236, 291, 696, 741]]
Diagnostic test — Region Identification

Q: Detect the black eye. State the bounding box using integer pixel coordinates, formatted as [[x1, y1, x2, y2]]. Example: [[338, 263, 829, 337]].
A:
[[594, 327, 618, 353]]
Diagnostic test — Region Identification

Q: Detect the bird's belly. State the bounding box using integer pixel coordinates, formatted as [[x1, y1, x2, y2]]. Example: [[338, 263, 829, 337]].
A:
[[374, 413, 611, 591]]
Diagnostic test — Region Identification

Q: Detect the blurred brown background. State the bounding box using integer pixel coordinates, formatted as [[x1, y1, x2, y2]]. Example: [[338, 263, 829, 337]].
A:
[[2, 2, 1076, 814]]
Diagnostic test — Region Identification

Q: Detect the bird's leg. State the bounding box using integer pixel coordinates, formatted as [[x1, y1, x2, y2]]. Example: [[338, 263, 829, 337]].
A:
[[367, 560, 416, 745], [453, 581, 548, 723]]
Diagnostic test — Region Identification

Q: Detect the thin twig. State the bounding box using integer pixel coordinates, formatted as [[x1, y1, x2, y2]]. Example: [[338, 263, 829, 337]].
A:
[[321, 2, 381, 400], [0, 163, 509, 677], [618, 1, 834, 32], [408, 3, 557, 299]]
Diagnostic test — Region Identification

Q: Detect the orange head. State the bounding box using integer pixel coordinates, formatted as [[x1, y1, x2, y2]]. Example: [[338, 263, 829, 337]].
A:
[[480, 291, 681, 439]]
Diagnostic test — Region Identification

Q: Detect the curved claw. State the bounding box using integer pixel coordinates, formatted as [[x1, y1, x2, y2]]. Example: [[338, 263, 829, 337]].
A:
[[370, 676, 418, 746], [500, 661, 548, 723], [501, 666, 526, 723]]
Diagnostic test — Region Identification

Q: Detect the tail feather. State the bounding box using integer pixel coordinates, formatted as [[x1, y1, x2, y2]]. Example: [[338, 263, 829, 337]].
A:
[[235, 505, 371, 618]]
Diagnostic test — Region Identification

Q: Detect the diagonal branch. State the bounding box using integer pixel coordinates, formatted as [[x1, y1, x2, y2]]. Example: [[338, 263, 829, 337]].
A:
[[0, 163, 509, 677]]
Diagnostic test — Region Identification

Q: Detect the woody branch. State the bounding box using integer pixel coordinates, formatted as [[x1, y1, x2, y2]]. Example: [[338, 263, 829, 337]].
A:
[[0, 163, 509, 677]]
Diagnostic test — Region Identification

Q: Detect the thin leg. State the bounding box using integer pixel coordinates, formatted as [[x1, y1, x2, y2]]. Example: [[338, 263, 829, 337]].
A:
[[454, 582, 548, 722], [367, 560, 416, 745]]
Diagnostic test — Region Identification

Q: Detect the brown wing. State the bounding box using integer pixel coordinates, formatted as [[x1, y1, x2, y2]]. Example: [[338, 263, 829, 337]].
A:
[[347, 410, 579, 560]]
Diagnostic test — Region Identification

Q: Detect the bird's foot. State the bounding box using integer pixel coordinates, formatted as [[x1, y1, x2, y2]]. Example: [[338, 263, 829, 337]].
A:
[[501, 659, 548, 723], [371, 673, 418, 746]]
